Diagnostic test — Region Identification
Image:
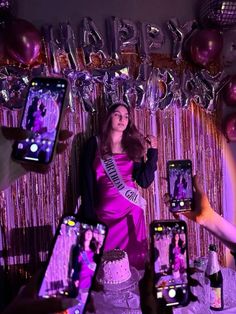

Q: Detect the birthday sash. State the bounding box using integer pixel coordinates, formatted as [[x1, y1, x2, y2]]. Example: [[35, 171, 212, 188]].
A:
[[100, 155, 147, 211], [81, 251, 96, 271]]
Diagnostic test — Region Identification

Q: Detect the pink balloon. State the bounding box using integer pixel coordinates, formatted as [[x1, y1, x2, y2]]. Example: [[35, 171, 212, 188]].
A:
[[189, 29, 223, 67], [5, 18, 41, 65], [222, 75, 236, 107], [223, 113, 236, 142]]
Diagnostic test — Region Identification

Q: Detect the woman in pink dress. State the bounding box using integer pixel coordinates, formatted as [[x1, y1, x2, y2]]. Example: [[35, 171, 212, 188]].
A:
[[32, 100, 44, 133], [70, 228, 96, 313], [79, 102, 158, 269], [169, 233, 186, 279]]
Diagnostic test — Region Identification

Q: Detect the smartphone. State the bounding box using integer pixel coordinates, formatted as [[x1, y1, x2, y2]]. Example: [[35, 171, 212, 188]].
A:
[[37, 215, 107, 314], [12, 77, 68, 164], [167, 159, 193, 213], [150, 220, 190, 307]]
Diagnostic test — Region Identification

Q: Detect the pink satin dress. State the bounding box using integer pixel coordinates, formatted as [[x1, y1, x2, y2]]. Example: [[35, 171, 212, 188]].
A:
[[93, 152, 148, 270], [77, 250, 95, 289]]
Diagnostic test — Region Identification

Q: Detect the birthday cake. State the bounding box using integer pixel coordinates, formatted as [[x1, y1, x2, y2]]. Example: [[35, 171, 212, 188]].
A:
[[97, 249, 131, 284]]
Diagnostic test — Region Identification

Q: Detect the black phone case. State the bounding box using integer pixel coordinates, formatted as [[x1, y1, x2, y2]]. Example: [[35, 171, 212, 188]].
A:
[[37, 214, 107, 313], [11, 77, 69, 165], [150, 219, 191, 308]]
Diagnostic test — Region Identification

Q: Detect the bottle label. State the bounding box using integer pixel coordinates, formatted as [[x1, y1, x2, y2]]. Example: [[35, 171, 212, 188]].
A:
[[210, 287, 223, 309]]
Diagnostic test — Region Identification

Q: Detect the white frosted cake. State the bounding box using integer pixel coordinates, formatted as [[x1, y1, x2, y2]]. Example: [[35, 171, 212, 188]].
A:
[[97, 249, 131, 284]]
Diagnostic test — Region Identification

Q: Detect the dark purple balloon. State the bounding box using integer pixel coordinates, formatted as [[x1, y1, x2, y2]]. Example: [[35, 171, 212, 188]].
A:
[[223, 113, 236, 142], [222, 75, 236, 107], [189, 29, 223, 66], [5, 18, 41, 65]]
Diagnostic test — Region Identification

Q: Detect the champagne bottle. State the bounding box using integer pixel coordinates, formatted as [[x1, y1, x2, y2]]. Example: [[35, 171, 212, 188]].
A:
[[205, 244, 224, 311]]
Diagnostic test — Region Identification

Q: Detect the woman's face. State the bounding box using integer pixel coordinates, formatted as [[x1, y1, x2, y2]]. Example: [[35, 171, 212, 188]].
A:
[[174, 233, 179, 241], [93, 231, 99, 241], [110, 105, 129, 133], [97, 233, 105, 245], [85, 229, 93, 241]]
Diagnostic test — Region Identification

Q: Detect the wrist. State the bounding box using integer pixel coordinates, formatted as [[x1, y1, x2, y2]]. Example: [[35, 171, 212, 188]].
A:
[[198, 208, 217, 228]]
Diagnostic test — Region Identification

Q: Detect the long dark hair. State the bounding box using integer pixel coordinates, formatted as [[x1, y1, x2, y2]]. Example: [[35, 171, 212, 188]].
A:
[[99, 103, 145, 161], [171, 233, 183, 248], [79, 228, 97, 252]]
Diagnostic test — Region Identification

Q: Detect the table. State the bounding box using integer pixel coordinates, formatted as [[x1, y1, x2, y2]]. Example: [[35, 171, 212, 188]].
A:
[[90, 267, 236, 314], [174, 267, 236, 314]]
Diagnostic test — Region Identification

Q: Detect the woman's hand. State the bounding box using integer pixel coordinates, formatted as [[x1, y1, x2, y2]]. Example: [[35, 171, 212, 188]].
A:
[[139, 263, 173, 314], [2, 273, 78, 314], [165, 174, 236, 252], [139, 263, 201, 314], [2, 126, 73, 174], [164, 174, 214, 226], [2, 126, 73, 155], [145, 135, 158, 149], [176, 175, 214, 226]]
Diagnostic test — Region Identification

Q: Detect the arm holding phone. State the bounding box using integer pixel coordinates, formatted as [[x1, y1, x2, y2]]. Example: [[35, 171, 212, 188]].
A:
[[1, 278, 78, 314], [165, 159, 236, 255], [1, 274, 78, 314], [0, 126, 72, 191], [0, 126, 27, 191], [180, 175, 236, 254], [0, 77, 73, 190], [139, 263, 173, 314], [0, 127, 74, 313]]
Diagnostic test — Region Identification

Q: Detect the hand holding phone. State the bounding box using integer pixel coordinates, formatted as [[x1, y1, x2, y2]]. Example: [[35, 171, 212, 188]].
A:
[[178, 175, 214, 225], [1, 275, 78, 314], [3, 126, 72, 175], [37, 215, 107, 314], [12, 77, 69, 165], [167, 160, 193, 213], [139, 263, 173, 314], [150, 220, 190, 308]]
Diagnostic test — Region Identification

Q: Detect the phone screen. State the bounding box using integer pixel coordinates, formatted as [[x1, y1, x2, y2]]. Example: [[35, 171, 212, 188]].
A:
[[38, 215, 107, 314], [12, 77, 68, 164], [167, 160, 193, 213], [150, 220, 190, 307]]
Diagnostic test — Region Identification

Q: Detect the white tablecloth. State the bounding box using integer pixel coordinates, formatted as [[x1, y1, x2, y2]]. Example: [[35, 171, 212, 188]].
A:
[[90, 267, 236, 314], [174, 267, 236, 314]]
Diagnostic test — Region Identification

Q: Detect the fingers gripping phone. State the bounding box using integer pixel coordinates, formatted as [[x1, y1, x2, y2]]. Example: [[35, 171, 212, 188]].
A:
[[150, 220, 190, 307], [38, 215, 107, 314], [167, 160, 193, 213], [12, 77, 68, 165]]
